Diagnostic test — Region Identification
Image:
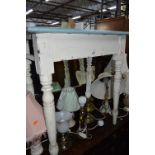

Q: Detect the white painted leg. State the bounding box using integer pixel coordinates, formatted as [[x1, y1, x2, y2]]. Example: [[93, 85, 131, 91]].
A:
[[26, 60, 34, 94], [85, 57, 92, 98], [112, 59, 122, 125], [26, 40, 43, 155], [79, 59, 85, 74], [76, 58, 86, 85], [26, 40, 34, 94], [31, 142, 43, 155], [63, 60, 71, 88], [40, 74, 58, 155]]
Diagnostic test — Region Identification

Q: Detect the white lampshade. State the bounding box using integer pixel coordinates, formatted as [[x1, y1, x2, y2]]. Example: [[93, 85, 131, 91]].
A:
[[90, 72, 113, 100], [57, 87, 80, 112], [91, 80, 106, 100]]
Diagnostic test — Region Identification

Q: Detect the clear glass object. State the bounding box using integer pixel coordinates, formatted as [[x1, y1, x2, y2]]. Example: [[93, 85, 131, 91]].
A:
[[55, 111, 72, 150]]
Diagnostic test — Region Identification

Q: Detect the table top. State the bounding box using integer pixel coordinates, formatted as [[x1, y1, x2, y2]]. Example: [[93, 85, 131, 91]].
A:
[[27, 27, 129, 36], [27, 26, 127, 75]]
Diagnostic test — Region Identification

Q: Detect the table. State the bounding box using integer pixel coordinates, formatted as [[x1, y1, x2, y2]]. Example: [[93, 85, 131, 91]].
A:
[[26, 27, 128, 155]]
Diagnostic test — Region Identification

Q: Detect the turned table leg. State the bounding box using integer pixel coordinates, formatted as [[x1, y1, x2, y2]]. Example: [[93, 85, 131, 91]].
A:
[[85, 57, 92, 98], [112, 59, 122, 125], [26, 60, 34, 95], [79, 59, 85, 74], [26, 40, 34, 94], [63, 60, 71, 88], [30, 143, 43, 155], [26, 40, 43, 155], [112, 36, 125, 125], [40, 74, 58, 155]]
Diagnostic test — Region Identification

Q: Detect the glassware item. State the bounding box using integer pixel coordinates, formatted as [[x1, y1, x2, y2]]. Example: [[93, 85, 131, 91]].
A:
[[55, 111, 72, 123], [55, 111, 72, 150], [57, 121, 69, 134], [56, 111, 72, 134]]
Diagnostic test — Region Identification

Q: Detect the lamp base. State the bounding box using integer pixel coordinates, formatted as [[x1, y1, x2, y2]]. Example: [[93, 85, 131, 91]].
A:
[[86, 97, 97, 124], [58, 132, 71, 151], [100, 101, 112, 115], [86, 97, 95, 113], [86, 113, 96, 124]]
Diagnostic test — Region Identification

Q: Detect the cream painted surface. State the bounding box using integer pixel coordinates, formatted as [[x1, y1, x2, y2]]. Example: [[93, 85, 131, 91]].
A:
[[40, 74, 58, 155], [36, 33, 124, 62], [31, 33, 127, 154]]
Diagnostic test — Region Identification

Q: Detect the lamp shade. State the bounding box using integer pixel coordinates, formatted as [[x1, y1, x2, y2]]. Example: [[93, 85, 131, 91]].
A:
[[90, 72, 113, 100], [91, 80, 106, 100], [26, 92, 46, 142], [57, 87, 80, 112]]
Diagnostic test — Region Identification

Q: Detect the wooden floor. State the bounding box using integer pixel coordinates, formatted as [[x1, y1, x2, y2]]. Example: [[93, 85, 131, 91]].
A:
[[27, 114, 129, 155]]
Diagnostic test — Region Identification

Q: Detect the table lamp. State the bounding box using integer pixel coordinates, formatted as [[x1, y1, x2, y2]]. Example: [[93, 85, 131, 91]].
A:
[[26, 92, 47, 155], [57, 87, 80, 127], [55, 111, 73, 150], [78, 96, 87, 132], [90, 72, 113, 115]]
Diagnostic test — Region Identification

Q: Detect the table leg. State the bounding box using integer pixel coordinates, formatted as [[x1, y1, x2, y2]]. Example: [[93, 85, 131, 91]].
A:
[[85, 57, 92, 98], [30, 142, 43, 155], [40, 74, 58, 155], [112, 59, 122, 125], [63, 60, 71, 88], [26, 40, 34, 94], [26, 60, 34, 94]]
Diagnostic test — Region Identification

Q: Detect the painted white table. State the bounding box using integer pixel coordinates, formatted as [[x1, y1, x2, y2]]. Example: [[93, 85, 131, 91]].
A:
[[26, 27, 128, 155]]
